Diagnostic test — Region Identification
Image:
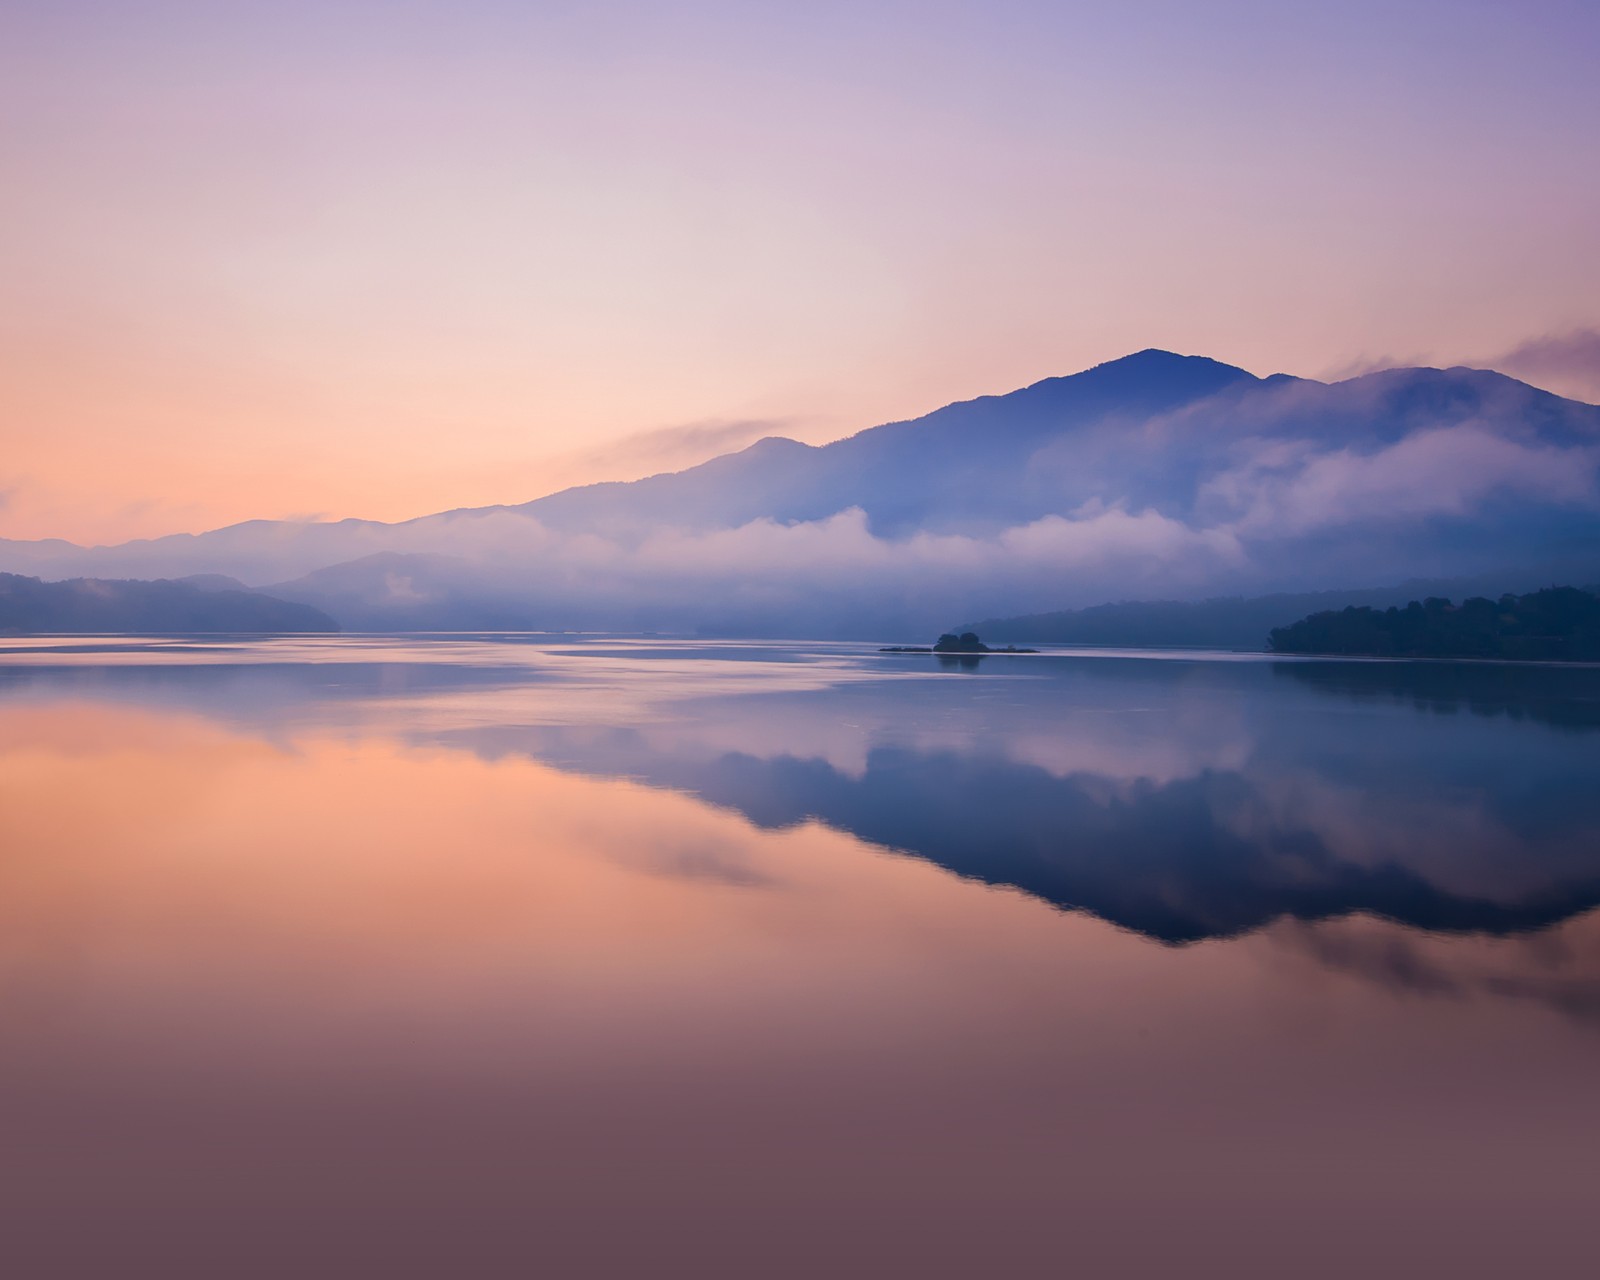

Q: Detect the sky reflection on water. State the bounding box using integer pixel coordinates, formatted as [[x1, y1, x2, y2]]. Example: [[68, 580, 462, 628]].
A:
[[1, 639, 1598, 1278]]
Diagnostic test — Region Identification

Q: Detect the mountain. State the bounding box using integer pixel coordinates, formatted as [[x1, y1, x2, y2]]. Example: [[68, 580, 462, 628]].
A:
[[3, 350, 1598, 634], [514, 350, 1261, 538], [0, 573, 339, 634]]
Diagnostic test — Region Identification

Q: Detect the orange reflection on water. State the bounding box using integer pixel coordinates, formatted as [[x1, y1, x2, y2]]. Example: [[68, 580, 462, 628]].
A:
[[2, 701, 1599, 1279]]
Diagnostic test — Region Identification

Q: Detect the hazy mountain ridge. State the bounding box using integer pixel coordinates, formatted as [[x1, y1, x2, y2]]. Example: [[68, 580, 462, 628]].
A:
[[0, 573, 339, 634], [3, 350, 1598, 634]]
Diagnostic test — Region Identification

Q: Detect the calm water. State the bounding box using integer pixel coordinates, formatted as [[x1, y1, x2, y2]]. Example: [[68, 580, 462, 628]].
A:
[[2, 637, 1599, 1278]]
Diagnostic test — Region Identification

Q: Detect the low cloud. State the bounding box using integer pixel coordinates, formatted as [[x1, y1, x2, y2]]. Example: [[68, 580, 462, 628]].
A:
[[603, 506, 1244, 608], [282, 504, 1250, 633], [1490, 328, 1600, 403], [1202, 425, 1600, 536]]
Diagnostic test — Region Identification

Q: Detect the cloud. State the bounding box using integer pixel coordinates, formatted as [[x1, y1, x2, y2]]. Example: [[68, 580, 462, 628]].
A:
[[1320, 330, 1600, 405], [381, 571, 429, 603], [1277, 917, 1600, 1025], [285, 503, 1250, 632], [1490, 328, 1600, 403], [1203, 425, 1600, 536], [621, 506, 1244, 604], [9, 495, 1249, 623], [558, 417, 803, 479], [650, 848, 779, 890], [1319, 352, 1431, 382]]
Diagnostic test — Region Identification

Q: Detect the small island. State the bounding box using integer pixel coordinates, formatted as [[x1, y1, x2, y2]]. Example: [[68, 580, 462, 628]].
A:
[[880, 631, 1038, 654]]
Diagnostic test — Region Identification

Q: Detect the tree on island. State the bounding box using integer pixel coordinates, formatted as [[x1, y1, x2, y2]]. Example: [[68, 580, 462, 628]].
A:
[[934, 631, 988, 653], [879, 631, 1035, 655]]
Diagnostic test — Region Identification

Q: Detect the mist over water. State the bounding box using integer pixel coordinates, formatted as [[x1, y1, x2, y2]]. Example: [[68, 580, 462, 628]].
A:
[[2, 637, 1599, 1277]]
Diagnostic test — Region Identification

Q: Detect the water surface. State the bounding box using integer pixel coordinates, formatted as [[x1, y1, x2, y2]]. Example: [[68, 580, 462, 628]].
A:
[[3, 638, 1598, 1277]]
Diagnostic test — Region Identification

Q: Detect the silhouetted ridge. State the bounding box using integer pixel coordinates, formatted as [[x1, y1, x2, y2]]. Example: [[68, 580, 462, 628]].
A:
[[0, 573, 338, 634]]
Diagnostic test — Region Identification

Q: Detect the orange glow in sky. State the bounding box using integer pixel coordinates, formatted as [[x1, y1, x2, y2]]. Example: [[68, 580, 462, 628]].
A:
[[3, 2, 1597, 543]]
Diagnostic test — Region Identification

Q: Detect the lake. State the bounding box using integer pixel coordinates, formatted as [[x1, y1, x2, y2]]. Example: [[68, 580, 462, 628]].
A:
[[2, 637, 1598, 1278]]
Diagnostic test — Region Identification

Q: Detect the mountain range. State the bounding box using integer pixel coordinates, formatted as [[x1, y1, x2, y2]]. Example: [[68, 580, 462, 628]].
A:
[[4, 349, 1597, 635]]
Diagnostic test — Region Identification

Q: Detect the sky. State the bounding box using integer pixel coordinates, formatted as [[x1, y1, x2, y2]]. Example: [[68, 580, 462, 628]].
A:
[[2, 0, 1598, 545]]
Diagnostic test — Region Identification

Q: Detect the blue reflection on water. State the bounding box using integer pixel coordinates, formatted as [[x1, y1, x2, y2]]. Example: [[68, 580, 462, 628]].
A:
[[5, 638, 1600, 945]]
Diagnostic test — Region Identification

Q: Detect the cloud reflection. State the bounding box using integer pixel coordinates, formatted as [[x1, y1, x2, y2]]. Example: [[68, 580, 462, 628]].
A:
[[4, 643, 1600, 1273]]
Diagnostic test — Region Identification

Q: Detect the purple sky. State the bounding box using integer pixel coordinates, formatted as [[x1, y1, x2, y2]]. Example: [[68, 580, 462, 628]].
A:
[[2, 0, 1597, 541]]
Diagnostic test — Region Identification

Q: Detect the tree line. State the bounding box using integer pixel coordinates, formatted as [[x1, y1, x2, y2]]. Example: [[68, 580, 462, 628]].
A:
[[1268, 587, 1600, 661]]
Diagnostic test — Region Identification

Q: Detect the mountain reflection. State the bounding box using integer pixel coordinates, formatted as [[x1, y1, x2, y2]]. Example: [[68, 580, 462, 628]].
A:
[[452, 724, 1600, 945], [4, 638, 1600, 946]]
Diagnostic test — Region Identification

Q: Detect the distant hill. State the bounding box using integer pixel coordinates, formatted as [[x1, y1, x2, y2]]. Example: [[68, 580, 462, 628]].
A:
[[960, 576, 1574, 652], [2, 349, 1597, 634], [0, 573, 339, 634], [261, 553, 550, 632], [1268, 586, 1600, 660]]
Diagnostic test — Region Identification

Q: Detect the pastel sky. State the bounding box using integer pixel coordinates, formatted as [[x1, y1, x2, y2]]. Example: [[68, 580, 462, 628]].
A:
[[3, 0, 1598, 544]]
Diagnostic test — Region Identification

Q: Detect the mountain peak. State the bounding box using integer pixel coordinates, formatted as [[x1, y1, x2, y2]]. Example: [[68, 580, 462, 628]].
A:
[[1077, 348, 1257, 384], [740, 435, 812, 455], [969, 348, 1259, 426]]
